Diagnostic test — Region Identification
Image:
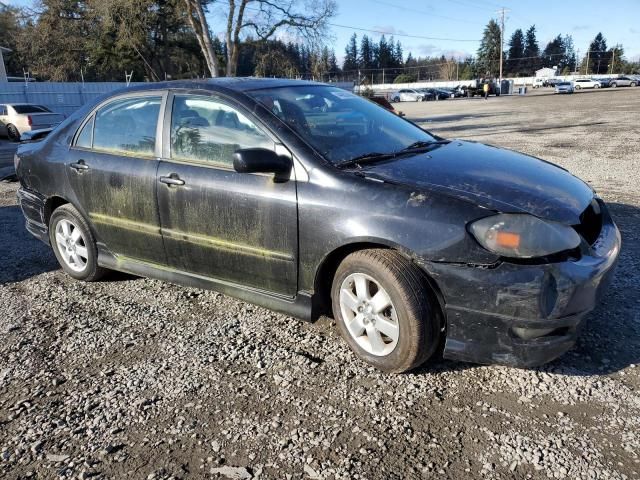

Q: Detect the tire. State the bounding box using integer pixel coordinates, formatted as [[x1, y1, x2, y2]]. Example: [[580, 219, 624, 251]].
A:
[[574, 85, 581, 90], [631, 82, 637, 87], [611, 83, 617, 88], [49, 204, 106, 281], [331, 249, 441, 373], [595, 84, 600, 88], [7, 124, 20, 142]]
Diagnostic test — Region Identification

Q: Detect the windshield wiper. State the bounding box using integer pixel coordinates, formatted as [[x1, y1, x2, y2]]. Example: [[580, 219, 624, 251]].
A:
[[335, 152, 396, 169], [400, 139, 450, 152], [336, 140, 451, 169]]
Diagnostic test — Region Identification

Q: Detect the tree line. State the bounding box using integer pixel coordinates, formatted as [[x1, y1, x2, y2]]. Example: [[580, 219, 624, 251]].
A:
[[478, 20, 636, 78], [1, 1, 638, 84]]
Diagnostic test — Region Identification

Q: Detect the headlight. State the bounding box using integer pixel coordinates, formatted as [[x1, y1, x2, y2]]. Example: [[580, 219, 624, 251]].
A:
[[469, 214, 581, 258]]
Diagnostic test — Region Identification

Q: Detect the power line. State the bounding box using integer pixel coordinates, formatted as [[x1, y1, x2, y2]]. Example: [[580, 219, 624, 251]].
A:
[[328, 22, 479, 42], [369, 0, 486, 25]]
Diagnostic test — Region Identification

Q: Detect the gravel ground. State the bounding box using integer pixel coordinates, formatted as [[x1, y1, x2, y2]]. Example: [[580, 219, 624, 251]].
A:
[[1, 87, 639, 480]]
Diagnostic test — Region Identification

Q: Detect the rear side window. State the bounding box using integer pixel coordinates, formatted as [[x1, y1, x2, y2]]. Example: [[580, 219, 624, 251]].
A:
[[12, 105, 51, 114], [92, 96, 161, 156], [75, 116, 94, 148], [170, 95, 273, 168], [0, 105, 6, 115]]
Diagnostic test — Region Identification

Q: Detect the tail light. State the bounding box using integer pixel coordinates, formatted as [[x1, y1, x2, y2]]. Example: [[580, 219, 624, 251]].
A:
[[14, 153, 20, 172], [27, 115, 33, 126]]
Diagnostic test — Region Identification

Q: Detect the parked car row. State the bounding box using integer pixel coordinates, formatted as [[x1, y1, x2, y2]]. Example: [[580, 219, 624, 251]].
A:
[[390, 87, 461, 102], [553, 75, 640, 94]]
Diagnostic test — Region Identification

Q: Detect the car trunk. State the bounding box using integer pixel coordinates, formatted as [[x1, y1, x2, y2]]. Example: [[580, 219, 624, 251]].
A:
[[27, 112, 65, 129]]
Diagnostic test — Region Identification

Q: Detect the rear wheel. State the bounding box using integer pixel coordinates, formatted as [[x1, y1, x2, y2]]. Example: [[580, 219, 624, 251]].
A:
[[611, 82, 617, 88], [7, 124, 20, 142], [49, 204, 106, 281], [631, 82, 637, 87], [331, 249, 441, 373], [574, 84, 581, 90]]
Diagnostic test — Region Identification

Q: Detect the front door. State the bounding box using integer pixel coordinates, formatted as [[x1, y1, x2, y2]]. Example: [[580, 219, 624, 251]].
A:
[[156, 93, 298, 296], [66, 93, 167, 264]]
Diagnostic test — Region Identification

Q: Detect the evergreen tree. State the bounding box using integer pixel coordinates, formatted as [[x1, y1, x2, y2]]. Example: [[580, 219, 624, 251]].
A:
[[343, 33, 358, 71], [542, 35, 564, 68], [394, 40, 403, 66], [562, 35, 577, 73], [477, 19, 501, 77], [523, 25, 540, 73], [359, 35, 374, 70], [506, 28, 525, 76], [587, 32, 608, 74]]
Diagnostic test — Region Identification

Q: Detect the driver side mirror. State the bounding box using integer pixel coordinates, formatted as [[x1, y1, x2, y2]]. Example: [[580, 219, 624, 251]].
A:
[[233, 148, 292, 179]]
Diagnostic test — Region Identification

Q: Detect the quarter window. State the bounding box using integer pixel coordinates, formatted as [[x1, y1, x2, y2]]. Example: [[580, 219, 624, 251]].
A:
[[75, 116, 94, 148], [92, 96, 161, 156], [170, 95, 273, 168]]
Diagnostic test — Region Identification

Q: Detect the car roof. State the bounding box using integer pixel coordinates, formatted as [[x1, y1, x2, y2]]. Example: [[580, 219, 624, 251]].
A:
[[120, 77, 327, 94]]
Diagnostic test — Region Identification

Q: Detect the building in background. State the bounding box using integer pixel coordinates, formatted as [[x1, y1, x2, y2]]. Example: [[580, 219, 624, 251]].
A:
[[535, 66, 558, 78]]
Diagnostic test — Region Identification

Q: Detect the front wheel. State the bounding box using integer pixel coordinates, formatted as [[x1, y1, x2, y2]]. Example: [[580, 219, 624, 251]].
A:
[[331, 249, 441, 373], [574, 85, 581, 90], [631, 82, 637, 87], [594, 84, 600, 88], [611, 83, 617, 88], [49, 204, 106, 281]]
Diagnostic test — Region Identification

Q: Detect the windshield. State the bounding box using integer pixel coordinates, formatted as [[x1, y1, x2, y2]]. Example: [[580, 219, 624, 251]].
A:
[[247, 85, 438, 164], [12, 105, 52, 114]]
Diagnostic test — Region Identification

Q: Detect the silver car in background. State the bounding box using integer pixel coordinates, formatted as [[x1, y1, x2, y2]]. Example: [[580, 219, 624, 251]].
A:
[[555, 82, 574, 94], [609, 76, 638, 88], [0, 103, 65, 142], [390, 89, 426, 102]]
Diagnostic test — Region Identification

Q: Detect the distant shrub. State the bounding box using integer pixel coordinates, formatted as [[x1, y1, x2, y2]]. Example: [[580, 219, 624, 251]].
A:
[[393, 74, 417, 84]]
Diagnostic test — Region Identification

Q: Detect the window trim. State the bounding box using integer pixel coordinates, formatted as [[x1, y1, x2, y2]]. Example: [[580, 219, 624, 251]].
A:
[[163, 90, 279, 172], [70, 90, 168, 159]]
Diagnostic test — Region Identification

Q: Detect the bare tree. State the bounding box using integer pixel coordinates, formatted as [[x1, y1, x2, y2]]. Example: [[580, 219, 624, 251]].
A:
[[439, 58, 457, 81], [184, 0, 221, 77], [186, 0, 336, 77]]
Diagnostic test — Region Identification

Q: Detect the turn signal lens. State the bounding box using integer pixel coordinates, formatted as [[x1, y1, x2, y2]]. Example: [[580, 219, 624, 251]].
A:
[[495, 231, 521, 249]]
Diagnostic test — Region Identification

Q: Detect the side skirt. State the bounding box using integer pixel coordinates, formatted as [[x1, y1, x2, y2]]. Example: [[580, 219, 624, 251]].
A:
[[97, 249, 315, 322]]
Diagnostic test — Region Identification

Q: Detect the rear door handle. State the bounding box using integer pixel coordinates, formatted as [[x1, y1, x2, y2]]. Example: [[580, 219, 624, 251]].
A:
[[159, 174, 185, 186], [70, 160, 89, 171]]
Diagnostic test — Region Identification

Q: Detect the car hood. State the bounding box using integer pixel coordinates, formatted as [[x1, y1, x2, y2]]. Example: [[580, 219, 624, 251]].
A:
[[359, 140, 594, 225]]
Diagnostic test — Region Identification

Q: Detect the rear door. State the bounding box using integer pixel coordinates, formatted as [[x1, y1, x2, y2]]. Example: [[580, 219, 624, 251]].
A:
[[156, 92, 298, 296], [66, 92, 168, 264]]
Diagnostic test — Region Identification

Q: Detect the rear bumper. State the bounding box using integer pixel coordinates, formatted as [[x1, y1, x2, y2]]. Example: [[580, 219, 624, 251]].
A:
[[426, 208, 621, 367], [17, 187, 49, 244]]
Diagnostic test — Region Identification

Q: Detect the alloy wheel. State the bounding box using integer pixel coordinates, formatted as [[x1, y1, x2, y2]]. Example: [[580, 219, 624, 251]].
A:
[[339, 272, 399, 356], [54, 219, 89, 272]]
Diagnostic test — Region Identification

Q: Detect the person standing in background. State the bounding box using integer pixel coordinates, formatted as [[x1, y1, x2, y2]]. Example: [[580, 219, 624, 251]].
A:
[[483, 82, 489, 100]]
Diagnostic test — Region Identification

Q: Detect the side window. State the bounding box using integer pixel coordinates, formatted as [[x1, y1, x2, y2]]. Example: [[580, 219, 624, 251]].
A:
[[93, 96, 161, 156], [0, 105, 6, 116], [75, 116, 94, 148], [171, 95, 273, 168]]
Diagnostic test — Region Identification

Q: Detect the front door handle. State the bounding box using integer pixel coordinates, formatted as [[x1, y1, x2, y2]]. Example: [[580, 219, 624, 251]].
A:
[[159, 174, 185, 186], [70, 160, 89, 171]]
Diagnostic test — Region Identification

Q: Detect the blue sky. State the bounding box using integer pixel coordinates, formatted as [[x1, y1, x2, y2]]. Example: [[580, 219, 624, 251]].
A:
[[5, 0, 640, 63]]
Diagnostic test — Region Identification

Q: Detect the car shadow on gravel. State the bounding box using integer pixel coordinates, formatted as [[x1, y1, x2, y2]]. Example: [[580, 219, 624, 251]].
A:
[[415, 201, 640, 378], [0, 205, 58, 284]]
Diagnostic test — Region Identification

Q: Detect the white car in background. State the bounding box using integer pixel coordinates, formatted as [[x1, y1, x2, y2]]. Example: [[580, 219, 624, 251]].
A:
[[573, 78, 601, 90], [391, 89, 426, 102], [0, 103, 65, 142]]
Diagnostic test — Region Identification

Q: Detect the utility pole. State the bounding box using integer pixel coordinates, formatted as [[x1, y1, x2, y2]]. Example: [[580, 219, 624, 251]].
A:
[[497, 7, 509, 85], [610, 49, 615, 74], [585, 50, 590, 75]]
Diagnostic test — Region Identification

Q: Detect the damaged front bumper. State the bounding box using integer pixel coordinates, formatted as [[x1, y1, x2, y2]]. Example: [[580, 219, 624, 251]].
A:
[[425, 207, 621, 367]]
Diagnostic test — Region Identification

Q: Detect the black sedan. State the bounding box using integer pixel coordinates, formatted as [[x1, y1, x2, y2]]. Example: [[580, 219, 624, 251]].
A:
[[15, 79, 620, 372]]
